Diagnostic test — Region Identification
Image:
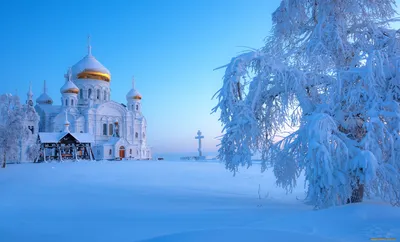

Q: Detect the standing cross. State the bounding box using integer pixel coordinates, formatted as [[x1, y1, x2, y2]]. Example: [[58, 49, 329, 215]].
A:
[[195, 130, 204, 157]]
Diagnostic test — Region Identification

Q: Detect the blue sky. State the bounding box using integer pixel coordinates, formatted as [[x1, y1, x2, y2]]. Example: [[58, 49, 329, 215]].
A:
[[0, 0, 278, 155]]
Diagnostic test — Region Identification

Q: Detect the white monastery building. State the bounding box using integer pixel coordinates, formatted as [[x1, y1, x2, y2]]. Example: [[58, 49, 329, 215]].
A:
[[28, 39, 151, 161]]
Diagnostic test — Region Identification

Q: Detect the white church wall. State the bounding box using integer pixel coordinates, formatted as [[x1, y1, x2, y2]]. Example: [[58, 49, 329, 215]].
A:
[[27, 45, 152, 161], [103, 145, 114, 160], [53, 113, 76, 133], [75, 79, 110, 106]]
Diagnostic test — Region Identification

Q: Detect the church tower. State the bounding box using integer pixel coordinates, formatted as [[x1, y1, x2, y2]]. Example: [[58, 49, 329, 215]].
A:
[[126, 76, 142, 114], [36, 80, 53, 105], [22, 82, 40, 162], [60, 67, 79, 108], [71, 36, 111, 107], [26, 81, 34, 106]]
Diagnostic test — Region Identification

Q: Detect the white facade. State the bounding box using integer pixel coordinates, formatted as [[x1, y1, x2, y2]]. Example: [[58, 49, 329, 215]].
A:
[[32, 42, 151, 160]]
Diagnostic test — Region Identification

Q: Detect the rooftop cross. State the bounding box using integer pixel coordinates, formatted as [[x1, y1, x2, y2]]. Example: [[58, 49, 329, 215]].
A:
[[63, 67, 72, 82], [68, 67, 72, 82], [87, 35, 92, 56], [195, 130, 204, 157], [27, 81, 33, 96], [132, 76, 135, 89], [43, 80, 47, 94]]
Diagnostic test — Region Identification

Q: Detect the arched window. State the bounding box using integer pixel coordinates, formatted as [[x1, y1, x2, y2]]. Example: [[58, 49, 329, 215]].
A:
[[80, 89, 83, 99], [97, 89, 100, 100], [137, 150, 139, 155], [136, 105, 139, 111], [130, 149, 132, 154], [88, 89, 92, 98], [109, 149, 112, 155], [71, 99, 74, 106], [143, 132, 145, 139], [109, 124, 113, 136], [103, 123, 107, 135], [115, 122, 120, 137], [135, 132, 138, 139], [65, 99, 68, 106], [104, 91, 107, 100]]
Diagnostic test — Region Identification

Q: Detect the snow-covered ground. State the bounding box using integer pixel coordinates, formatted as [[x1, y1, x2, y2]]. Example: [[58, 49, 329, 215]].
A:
[[0, 160, 399, 242]]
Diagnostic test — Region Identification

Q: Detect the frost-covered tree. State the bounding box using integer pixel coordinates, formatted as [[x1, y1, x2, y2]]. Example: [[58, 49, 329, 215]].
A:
[[0, 94, 28, 168], [213, 0, 400, 208], [21, 102, 40, 162], [26, 143, 41, 163]]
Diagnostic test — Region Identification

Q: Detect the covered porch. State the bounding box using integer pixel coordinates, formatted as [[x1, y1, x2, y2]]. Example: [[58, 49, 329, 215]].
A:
[[38, 132, 94, 162]]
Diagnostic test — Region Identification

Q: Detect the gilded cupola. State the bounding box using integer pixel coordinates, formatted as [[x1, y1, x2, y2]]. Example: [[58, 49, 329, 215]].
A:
[[126, 76, 142, 101], [60, 68, 79, 94], [71, 36, 111, 83], [36, 80, 53, 105]]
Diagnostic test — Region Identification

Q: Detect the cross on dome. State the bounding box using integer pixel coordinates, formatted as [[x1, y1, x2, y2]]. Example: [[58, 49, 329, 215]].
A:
[[43, 80, 48, 93], [87, 35, 92, 56], [60, 67, 79, 95], [68, 67, 72, 82], [63, 67, 73, 82]]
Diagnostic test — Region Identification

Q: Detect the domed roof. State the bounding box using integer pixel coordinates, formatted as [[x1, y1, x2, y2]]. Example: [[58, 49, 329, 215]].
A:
[[36, 80, 53, 105], [126, 89, 142, 100], [126, 77, 142, 100], [60, 81, 79, 94], [71, 38, 111, 82], [60, 68, 79, 94], [36, 93, 53, 105]]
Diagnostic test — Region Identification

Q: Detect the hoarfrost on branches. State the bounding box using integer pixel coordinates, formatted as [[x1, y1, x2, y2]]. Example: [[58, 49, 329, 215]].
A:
[[0, 94, 30, 168], [213, 0, 400, 208]]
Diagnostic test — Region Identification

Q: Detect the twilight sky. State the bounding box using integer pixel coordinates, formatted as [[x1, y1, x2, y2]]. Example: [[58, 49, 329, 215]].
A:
[[0, 0, 279, 155]]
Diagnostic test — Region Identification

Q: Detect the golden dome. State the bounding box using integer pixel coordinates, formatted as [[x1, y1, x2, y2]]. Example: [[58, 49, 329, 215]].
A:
[[36, 80, 53, 105], [63, 88, 80, 94], [126, 76, 142, 101], [132, 95, 142, 100], [71, 38, 111, 83], [61, 69, 80, 94], [76, 69, 111, 82]]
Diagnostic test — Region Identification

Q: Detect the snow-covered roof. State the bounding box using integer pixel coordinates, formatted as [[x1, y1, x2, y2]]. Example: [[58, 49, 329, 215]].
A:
[[38, 133, 60, 143], [71, 54, 110, 78], [126, 89, 142, 100], [69, 133, 94, 143], [39, 132, 94, 144], [36, 80, 53, 105], [104, 137, 121, 145], [60, 80, 79, 94], [36, 93, 53, 105], [126, 77, 142, 100]]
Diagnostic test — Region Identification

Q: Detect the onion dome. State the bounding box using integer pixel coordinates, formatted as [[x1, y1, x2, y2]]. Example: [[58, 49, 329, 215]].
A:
[[60, 68, 79, 94], [71, 36, 111, 82], [126, 76, 142, 100], [36, 80, 53, 105]]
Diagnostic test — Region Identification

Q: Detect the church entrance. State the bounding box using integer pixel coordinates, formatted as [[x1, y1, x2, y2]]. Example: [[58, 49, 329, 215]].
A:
[[119, 146, 125, 158]]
